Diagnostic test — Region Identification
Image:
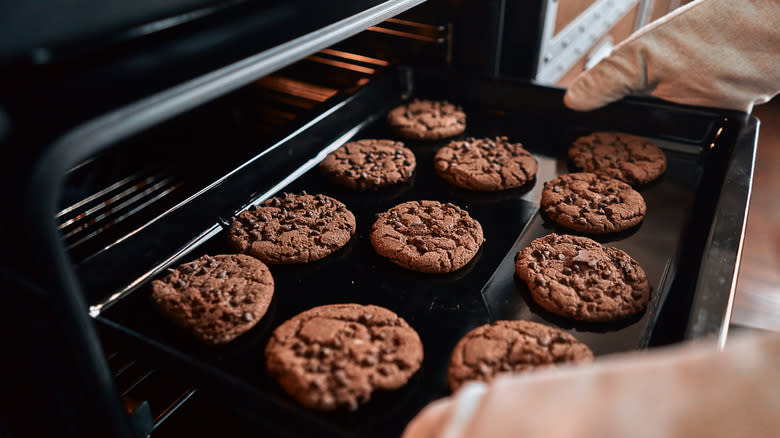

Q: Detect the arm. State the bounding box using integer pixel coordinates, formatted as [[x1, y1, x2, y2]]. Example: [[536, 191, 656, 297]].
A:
[[564, 0, 780, 112], [403, 332, 780, 438]]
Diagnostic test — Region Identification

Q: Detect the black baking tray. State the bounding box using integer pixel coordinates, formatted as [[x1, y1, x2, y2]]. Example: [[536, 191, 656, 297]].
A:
[[95, 67, 754, 437]]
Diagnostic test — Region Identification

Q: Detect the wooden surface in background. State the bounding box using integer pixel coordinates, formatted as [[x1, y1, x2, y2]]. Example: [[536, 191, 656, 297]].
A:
[[731, 99, 780, 332], [556, 3, 639, 87], [554, 0, 598, 35]]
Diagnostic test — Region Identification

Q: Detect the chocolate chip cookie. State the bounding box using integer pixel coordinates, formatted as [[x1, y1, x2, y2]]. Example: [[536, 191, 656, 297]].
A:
[[434, 136, 539, 191], [265, 304, 423, 411], [319, 139, 416, 191], [541, 173, 646, 234], [229, 192, 356, 264], [386, 99, 466, 141], [515, 234, 651, 322], [370, 200, 484, 273], [448, 320, 593, 391], [151, 254, 274, 345], [569, 132, 667, 185]]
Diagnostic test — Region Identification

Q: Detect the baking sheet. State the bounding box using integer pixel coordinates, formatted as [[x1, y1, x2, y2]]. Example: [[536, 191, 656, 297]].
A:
[[97, 69, 725, 437]]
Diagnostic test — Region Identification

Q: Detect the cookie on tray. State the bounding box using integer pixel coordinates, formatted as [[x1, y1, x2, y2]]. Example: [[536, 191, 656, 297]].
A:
[[568, 132, 667, 185], [434, 136, 539, 191], [515, 234, 651, 322], [370, 200, 484, 273], [319, 139, 416, 191], [387, 99, 466, 141], [151, 254, 274, 345], [541, 172, 646, 234], [265, 303, 423, 411], [229, 192, 356, 265], [448, 320, 593, 391]]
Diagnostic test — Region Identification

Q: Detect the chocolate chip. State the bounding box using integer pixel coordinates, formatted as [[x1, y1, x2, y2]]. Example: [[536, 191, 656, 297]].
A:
[[534, 275, 547, 286], [577, 217, 588, 225], [334, 370, 350, 386], [176, 279, 187, 288], [216, 270, 227, 278], [359, 314, 373, 323], [242, 312, 254, 322], [362, 356, 377, 366], [558, 253, 566, 260], [563, 267, 572, 275]]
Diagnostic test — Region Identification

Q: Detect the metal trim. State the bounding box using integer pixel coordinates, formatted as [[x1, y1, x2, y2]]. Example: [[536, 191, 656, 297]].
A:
[[636, 0, 654, 29]]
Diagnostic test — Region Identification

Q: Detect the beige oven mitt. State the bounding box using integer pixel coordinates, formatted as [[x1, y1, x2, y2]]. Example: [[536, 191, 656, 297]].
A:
[[564, 0, 780, 113], [402, 332, 780, 438]]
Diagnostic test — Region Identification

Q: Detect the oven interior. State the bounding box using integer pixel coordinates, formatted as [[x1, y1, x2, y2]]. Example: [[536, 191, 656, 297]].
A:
[[2, 1, 756, 437]]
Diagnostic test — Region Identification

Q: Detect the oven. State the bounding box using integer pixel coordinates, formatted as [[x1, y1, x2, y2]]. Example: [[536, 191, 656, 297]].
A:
[[0, 1, 757, 437]]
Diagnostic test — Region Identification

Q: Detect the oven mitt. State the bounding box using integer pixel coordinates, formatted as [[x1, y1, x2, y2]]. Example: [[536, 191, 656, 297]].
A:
[[402, 332, 780, 438], [564, 0, 780, 113]]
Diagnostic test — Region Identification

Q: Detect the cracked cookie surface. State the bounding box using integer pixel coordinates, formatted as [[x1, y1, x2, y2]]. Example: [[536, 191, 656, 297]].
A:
[[434, 136, 538, 191], [319, 139, 415, 191], [229, 192, 356, 265], [541, 173, 646, 234], [386, 99, 466, 141], [265, 304, 423, 411], [151, 254, 274, 345], [447, 320, 593, 391], [568, 132, 667, 185], [370, 200, 484, 273], [515, 234, 651, 322]]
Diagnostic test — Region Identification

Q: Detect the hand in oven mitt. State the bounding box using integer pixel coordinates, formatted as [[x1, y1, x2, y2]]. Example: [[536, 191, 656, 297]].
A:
[[402, 332, 780, 438], [564, 0, 780, 113]]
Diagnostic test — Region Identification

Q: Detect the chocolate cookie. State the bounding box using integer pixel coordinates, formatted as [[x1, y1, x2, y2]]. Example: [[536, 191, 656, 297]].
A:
[[386, 99, 466, 141], [265, 304, 423, 411], [370, 200, 484, 273], [448, 320, 593, 391], [433, 136, 539, 191], [515, 234, 651, 321], [319, 139, 416, 191], [229, 192, 356, 264], [541, 173, 646, 234], [568, 132, 667, 185], [151, 254, 274, 345]]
